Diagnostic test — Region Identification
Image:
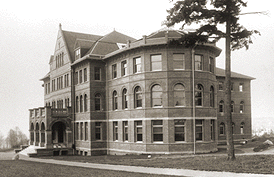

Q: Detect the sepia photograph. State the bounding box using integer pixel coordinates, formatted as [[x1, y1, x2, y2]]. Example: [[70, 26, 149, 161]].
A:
[[0, 0, 274, 176]]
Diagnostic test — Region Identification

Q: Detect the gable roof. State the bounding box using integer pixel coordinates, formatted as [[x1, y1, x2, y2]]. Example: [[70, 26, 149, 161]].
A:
[[216, 68, 255, 80], [62, 30, 102, 61]]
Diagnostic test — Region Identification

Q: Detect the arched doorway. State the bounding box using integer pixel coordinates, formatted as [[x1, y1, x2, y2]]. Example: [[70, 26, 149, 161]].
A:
[[52, 122, 66, 144]]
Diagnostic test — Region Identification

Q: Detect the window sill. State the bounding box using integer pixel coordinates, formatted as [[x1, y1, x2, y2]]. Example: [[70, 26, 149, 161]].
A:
[[175, 141, 186, 143], [152, 141, 164, 143], [135, 141, 143, 143], [152, 106, 163, 108]]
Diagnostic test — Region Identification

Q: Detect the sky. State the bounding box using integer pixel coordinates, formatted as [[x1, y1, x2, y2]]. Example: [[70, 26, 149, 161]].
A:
[[0, 0, 273, 138]]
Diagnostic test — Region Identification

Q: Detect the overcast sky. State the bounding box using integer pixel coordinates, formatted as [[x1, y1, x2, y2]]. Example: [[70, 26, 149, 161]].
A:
[[0, 0, 273, 137]]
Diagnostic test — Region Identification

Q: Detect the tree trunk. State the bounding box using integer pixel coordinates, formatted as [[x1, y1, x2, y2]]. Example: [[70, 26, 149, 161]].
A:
[[225, 19, 236, 160]]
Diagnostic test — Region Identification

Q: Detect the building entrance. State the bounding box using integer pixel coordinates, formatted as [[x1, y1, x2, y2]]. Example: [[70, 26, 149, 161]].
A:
[[52, 122, 66, 144]]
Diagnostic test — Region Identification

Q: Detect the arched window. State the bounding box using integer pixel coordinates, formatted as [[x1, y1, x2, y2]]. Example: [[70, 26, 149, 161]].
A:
[[134, 86, 142, 108], [195, 84, 203, 106], [231, 101, 234, 113], [95, 93, 101, 111], [80, 95, 83, 112], [240, 122, 245, 134], [122, 88, 128, 109], [30, 123, 34, 131], [35, 123, 39, 143], [151, 85, 163, 107], [75, 96, 79, 112], [219, 100, 224, 113], [30, 123, 34, 142], [210, 86, 214, 107], [113, 91, 118, 110], [41, 123, 45, 130], [84, 94, 87, 112], [35, 123, 39, 131], [220, 122, 225, 135], [41, 123, 45, 143], [240, 101, 244, 113], [174, 84, 185, 107], [232, 122, 235, 134]]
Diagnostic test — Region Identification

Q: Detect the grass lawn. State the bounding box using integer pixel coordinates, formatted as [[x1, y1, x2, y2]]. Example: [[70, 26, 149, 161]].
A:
[[39, 154, 274, 174], [0, 160, 168, 177]]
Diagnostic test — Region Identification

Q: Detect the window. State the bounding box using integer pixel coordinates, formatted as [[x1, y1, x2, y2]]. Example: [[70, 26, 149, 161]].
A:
[[64, 75, 67, 88], [240, 122, 244, 134], [134, 86, 142, 108], [231, 101, 234, 113], [231, 82, 234, 91], [113, 91, 118, 110], [80, 122, 83, 140], [66, 74, 69, 87], [35, 123, 39, 143], [174, 84, 185, 107], [75, 48, 80, 60], [48, 83, 50, 93], [240, 101, 244, 113], [220, 122, 225, 135], [122, 89, 128, 109], [195, 120, 203, 141], [211, 120, 215, 141], [239, 83, 244, 92], [121, 60, 127, 76], [135, 121, 142, 142], [195, 55, 203, 71], [84, 68, 87, 82], [174, 119, 185, 141], [75, 72, 78, 85], [95, 93, 101, 111], [152, 120, 163, 142], [80, 95, 83, 112], [195, 84, 203, 106], [123, 121, 128, 141], [94, 67, 101, 80], [84, 94, 87, 112], [219, 100, 224, 113], [79, 70, 82, 83], [113, 121, 118, 141], [133, 57, 141, 73], [151, 85, 163, 107], [75, 96, 79, 112], [112, 64, 117, 79], [85, 122, 88, 141], [219, 81, 224, 90], [95, 122, 102, 140], [75, 123, 79, 140], [173, 53, 185, 70], [210, 86, 214, 107], [209, 57, 214, 73], [151, 54, 162, 71]]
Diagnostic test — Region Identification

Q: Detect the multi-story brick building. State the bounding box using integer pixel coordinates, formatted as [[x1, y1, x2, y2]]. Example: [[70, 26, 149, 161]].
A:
[[28, 24, 254, 156]]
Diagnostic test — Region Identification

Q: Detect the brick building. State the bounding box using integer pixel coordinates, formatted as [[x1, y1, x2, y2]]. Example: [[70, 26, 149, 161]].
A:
[[29, 24, 254, 156]]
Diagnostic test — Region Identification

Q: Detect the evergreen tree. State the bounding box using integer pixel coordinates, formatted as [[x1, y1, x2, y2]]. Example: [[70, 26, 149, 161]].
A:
[[165, 0, 260, 160]]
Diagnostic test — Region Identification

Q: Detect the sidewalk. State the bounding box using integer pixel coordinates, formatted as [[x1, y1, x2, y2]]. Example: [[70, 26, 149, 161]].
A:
[[18, 154, 274, 177]]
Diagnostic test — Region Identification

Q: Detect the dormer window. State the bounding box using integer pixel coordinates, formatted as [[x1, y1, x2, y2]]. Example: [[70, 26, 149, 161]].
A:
[[75, 48, 81, 60], [117, 43, 126, 49]]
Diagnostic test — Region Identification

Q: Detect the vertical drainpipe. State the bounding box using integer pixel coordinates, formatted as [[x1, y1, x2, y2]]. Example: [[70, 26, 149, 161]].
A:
[[106, 61, 109, 155], [192, 43, 198, 154], [71, 67, 75, 152]]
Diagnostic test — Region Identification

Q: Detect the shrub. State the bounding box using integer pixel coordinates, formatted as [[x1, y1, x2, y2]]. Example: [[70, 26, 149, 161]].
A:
[[253, 144, 270, 152]]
